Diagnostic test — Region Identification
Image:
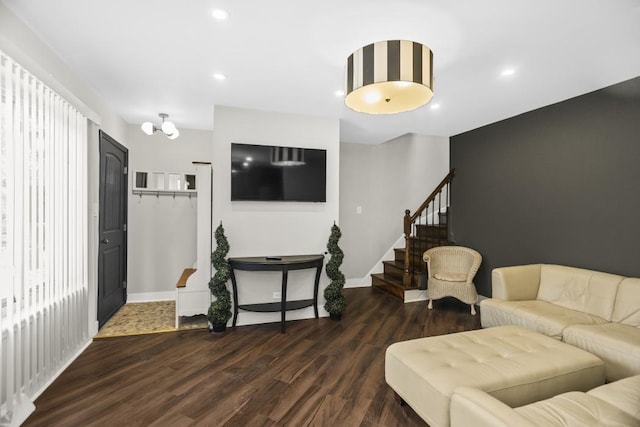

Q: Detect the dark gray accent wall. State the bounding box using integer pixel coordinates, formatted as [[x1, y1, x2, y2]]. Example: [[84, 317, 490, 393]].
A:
[[450, 76, 640, 297]]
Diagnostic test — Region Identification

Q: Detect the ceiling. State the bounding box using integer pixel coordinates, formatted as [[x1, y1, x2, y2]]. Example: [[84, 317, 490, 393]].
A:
[[4, 0, 640, 144]]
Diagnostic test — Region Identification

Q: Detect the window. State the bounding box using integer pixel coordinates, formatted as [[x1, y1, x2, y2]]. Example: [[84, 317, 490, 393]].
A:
[[0, 49, 89, 419]]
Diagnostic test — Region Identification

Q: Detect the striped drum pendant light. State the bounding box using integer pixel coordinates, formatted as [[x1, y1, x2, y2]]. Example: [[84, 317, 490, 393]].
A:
[[345, 40, 433, 114]]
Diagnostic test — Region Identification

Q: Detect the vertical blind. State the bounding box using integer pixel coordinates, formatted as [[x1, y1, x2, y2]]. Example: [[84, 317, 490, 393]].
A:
[[0, 49, 89, 425]]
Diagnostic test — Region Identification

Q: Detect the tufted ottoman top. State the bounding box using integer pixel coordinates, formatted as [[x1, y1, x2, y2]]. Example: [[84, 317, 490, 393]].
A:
[[385, 325, 605, 427]]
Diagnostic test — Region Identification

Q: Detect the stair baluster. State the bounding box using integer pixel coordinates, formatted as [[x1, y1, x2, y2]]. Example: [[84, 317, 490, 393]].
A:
[[374, 170, 455, 300], [402, 169, 456, 288]]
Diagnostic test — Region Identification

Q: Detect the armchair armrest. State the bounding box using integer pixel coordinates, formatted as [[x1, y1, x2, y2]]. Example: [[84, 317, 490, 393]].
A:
[[451, 387, 537, 427], [492, 264, 541, 301]]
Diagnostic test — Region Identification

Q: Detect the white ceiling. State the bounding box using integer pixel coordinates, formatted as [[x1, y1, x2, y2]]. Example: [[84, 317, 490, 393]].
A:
[[4, 0, 640, 144]]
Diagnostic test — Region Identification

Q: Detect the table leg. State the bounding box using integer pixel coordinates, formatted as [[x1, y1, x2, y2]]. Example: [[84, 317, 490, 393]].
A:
[[230, 268, 239, 328], [313, 262, 322, 318], [281, 267, 288, 333]]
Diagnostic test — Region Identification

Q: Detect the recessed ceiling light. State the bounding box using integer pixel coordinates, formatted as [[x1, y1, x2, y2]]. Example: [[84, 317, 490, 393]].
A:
[[335, 90, 344, 97], [501, 68, 516, 77], [211, 9, 229, 21], [430, 103, 441, 110], [213, 73, 226, 81], [242, 162, 249, 167], [245, 156, 253, 162]]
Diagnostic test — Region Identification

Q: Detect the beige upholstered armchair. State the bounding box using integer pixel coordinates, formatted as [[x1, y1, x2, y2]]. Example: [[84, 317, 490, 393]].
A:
[[423, 246, 482, 315]]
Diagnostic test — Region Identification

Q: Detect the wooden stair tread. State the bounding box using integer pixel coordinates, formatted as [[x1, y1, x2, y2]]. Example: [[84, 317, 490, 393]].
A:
[[382, 260, 404, 268], [371, 273, 419, 290], [371, 273, 423, 301], [382, 260, 426, 273], [176, 268, 197, 288]]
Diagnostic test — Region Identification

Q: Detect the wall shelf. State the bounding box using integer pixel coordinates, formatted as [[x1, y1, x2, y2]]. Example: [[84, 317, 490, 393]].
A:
[[133, 171, 197, 197], [132, 189, 197, 198]]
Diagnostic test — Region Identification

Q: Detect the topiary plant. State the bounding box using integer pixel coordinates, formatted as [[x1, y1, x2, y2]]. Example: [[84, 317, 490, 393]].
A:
[[207, 223, 232, 332], [324, 222, 346, 319]]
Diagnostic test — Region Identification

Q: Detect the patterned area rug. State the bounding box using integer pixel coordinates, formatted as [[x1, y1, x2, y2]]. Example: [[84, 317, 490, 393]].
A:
[[95, 301, 209, 338]]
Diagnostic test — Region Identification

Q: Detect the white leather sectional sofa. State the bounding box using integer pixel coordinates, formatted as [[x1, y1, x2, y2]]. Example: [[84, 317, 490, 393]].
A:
[[480, 263, 640, 381], [385, 263, 640, 426]]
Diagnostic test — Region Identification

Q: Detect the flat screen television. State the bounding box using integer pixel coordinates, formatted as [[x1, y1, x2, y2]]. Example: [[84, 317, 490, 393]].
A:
[[231, 143, 327, 202]]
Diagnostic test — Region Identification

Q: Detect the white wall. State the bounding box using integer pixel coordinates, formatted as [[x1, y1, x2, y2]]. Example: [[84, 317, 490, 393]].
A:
[[339, 133, 450, 281], [126, 126, 212, 300], [212, 106, 339, 325], [0, 3, 126, 140]]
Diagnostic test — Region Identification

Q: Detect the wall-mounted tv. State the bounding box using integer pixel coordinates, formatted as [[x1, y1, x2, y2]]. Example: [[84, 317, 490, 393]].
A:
[[231, 143, 327, 202]]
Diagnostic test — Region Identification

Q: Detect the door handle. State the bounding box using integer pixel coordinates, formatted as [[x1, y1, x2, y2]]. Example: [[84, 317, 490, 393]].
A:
[[101, 238, 110, 244]]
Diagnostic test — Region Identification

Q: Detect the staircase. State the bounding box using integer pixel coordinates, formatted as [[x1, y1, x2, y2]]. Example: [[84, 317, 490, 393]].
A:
[[372, 170, 455, 301]]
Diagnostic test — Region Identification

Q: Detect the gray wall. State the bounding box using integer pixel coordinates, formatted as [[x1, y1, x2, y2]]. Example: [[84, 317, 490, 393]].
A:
[[340, 134, 449, 281], [126, 126, 213, 299], [450, 76, 640, 297]]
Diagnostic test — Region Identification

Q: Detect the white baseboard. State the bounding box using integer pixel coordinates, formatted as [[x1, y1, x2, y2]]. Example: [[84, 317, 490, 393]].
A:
[[5, 393, 35, 427], [404, 289, 428, 303], [345, 277, 370, 288], [127, 291, 176, 303], [89, 320, 99, 338], [232, 306, 330, 327], [31, 339, 92, 402]]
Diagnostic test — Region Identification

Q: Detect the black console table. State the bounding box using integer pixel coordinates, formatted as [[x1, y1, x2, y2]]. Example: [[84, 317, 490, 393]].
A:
[[228, 254, 324, 333]]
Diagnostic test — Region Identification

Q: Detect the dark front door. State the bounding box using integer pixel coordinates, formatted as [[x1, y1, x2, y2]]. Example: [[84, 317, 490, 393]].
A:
[[98, 131, 128, 328]]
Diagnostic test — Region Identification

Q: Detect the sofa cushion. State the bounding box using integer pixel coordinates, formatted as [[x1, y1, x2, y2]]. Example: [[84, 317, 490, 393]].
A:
[[450, 376, 640, 427], [588, 375, 640, 420], [451, 387, 539, 427], [434, 272, 467, 282], [612, 278, 640, 327], [563, 323, 640, 381], [481, 299, 607, 340], [492, 264, 541, 301], [516, 391, 639, 427], [537, 265, 623, 321]]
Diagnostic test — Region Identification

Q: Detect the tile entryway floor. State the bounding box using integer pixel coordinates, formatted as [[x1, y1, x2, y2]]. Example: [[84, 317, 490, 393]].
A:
[[95, 301, 208, 338]]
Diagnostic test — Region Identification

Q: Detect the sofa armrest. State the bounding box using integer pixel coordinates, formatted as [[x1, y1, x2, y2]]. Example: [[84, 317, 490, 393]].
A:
[[492, 264, 542, 300], [450, 387, 537, 427]]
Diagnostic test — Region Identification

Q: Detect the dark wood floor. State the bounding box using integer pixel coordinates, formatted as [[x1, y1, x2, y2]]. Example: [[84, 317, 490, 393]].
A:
[[24, 288, 480, 427]]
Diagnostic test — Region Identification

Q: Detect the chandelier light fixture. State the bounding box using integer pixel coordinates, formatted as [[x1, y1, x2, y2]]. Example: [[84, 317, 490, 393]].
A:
[[344, 40, 433, 114], [140, 113, 180, 140]]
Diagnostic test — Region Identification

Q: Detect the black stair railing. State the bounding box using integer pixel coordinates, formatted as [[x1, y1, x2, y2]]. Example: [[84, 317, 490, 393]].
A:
[[402, 169, 455, 286]]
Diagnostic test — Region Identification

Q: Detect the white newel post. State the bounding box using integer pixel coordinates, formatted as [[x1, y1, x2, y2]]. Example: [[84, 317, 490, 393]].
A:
[[175, 162, 212, 326]]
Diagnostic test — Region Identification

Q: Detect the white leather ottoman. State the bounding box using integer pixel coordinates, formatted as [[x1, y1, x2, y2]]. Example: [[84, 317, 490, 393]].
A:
[[385, 325, 605, 427]]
